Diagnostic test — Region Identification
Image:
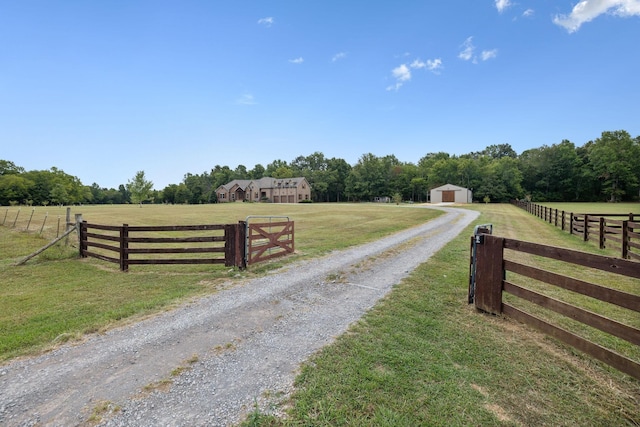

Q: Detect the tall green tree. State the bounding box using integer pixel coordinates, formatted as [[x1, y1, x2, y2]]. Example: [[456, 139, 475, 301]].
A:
[[0, 174, 33, 205], [587, 130, 640, 202], [126, 171, 154, 205]]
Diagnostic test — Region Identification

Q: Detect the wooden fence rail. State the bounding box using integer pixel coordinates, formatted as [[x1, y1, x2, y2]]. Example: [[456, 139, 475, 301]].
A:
[[512, 201, 639, 261], [80, 220, 295, 270], [80, 221, 246, 271], [472, 233, 640, 380]]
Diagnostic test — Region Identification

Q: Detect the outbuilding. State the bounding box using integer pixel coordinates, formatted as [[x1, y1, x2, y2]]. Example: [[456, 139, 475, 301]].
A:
[[429, 184, 472, 204]]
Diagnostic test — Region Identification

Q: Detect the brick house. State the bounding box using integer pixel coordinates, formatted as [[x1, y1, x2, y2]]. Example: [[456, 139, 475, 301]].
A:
[[216, 177, 311, 203]]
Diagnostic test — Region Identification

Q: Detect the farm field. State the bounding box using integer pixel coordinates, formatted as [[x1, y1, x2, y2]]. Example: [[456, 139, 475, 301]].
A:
[[1, 203, 442, 360], [540, 202, 639, 215], [1, 203, 638, 425]]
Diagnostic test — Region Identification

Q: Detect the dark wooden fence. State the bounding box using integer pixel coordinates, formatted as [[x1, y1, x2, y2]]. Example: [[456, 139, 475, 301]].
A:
[[512, 201, 639, 261], [80, 220, 295, 271], [472, 233, 640, 380]]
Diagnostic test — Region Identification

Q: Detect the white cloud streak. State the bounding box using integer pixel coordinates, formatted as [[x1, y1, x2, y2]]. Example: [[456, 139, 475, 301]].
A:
[[458, 37, 475, 61], [332, 52, 347, 62], [523, 8, 535, 17], [387, 57, 443, 91], [481, 49, 498, 61], [257, 17, 274, 27], [553, 0, 640, 33], [495, 0, 512, 13], [386, 64, 411, 91], [236, 93, 257, 105], [458, 37, 497, 64], [289, 57, 304, 64]]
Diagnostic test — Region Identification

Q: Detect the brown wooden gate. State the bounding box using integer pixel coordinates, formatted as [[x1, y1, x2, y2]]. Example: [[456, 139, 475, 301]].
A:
[[246, 220, 294, 264]]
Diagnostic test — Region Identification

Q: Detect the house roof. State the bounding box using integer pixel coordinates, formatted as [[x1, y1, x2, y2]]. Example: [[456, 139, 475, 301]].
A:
[[217, 177, 309, 192], [430, 183, 470, 191], [217, 179, 252, 192]]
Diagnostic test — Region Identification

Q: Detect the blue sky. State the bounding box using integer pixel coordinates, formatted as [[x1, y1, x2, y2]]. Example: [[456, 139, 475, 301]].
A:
[[2, 1, 639, 190]]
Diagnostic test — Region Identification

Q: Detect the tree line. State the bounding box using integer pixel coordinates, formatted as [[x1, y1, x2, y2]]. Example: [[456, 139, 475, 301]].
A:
[[1, 130, 638, 206]]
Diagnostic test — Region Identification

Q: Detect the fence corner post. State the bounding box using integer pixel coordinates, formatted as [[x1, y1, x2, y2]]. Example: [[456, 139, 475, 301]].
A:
[[474, 234, 505, 315]]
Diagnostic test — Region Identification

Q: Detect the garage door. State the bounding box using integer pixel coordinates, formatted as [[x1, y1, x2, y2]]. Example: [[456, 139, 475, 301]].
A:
[[442, 191, 455, 203]]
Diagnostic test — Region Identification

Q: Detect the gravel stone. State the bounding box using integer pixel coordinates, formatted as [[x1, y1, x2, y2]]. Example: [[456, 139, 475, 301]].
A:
[[0, 207, 478, 427]]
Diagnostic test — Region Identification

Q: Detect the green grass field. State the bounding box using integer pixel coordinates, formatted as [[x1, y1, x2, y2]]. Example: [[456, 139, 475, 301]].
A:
[[0, 203, 442, 360], [540, 201, 639, 215], [1, 202, 639, 425]]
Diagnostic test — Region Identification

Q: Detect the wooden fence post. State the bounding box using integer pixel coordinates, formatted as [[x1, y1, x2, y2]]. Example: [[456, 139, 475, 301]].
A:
[[622, 220, 629, 259], [120, 224, 128, 272], [473, 234, 504, 315], [75, 214, 84, 257], [583, 214, 589, 241], [599, 216, 605, 249], [237, 221, 247, 269], [80, 220, 88, 258], [561, 210, 566, 231], [570, 213, 574, 235]]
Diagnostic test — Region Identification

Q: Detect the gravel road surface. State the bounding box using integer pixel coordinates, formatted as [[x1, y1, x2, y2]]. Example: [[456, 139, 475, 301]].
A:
[[0, 206, 479, 427]]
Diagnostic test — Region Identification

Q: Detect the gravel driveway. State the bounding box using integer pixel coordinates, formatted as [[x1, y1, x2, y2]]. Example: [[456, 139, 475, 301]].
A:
[[0, 206, 478, 427]]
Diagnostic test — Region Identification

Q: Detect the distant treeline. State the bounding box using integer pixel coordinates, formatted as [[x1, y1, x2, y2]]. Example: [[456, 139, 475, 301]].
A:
[[1, 130, 639, 206]]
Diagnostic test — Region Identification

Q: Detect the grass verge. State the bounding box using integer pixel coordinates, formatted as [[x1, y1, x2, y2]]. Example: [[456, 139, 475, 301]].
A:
[[243, 204, 640, 426]]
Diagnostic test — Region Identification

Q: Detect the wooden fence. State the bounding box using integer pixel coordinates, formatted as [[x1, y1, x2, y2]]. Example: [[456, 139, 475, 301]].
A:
[[80, 219, 295, 271], [512, 201, 639, 261], [472, 233, 640, 380]]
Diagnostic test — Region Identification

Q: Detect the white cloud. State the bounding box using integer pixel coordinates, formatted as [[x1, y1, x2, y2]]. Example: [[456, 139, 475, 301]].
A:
[[495, 0, 512, 13], [481, 49, 498, 60], [392, 64, 411, 81], [411, 58, 443, 73], [289, 57, 304, 64], [410, 59, 426, 69], [236, 93, 257, 105], [426, 58, 443, 72], [332, 52, 347, 62], [257, 17, 274, 27], [523, 8, 535, 17], [458, 37, 475, 61], [386, 64, 411, 91], [459, 37, 497, 64], [553, 0, 640, 33]]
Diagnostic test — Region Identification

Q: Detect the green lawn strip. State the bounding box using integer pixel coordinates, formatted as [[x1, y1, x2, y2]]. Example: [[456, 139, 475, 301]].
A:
[[244, 208, 639, 426], [0, 260, 206, 361]]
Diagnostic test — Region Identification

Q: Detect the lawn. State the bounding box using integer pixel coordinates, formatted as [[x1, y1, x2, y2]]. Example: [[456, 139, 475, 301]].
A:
[[539, 201, 639, 215], [1, 202, 638, 425], [0, 203, 441, 360], [243, 203, 640, 427]]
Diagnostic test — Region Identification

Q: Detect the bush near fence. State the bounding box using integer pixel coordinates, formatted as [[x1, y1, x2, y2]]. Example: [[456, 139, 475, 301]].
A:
[[512, 201, 640, 261]]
